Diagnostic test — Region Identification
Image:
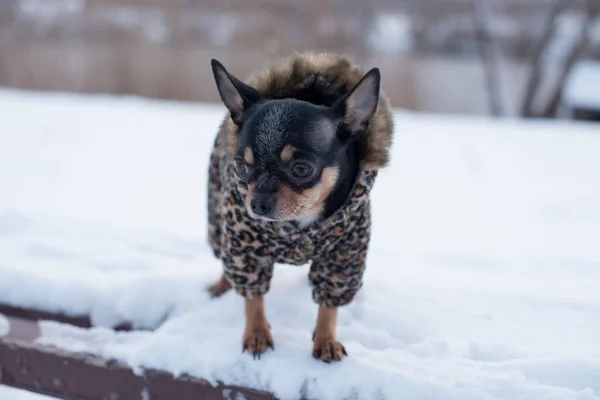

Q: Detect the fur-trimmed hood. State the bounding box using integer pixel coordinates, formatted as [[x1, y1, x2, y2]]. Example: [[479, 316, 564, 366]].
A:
[[224, 52, 394, 171]]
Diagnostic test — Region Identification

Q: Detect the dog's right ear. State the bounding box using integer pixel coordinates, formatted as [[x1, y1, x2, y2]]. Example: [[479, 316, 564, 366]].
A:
[[211, 59, 263, 125]]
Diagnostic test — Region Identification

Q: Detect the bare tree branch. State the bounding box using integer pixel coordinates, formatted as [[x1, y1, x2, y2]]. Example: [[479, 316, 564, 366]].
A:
[[542, 0, 599, 118], [520, 0, 568, 118], [473, 0, 503, 117]]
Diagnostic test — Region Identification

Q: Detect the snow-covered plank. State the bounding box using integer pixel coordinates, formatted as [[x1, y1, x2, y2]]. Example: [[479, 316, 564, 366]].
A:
[[0, 304, 96, 330], [0, 312, 274, 400]]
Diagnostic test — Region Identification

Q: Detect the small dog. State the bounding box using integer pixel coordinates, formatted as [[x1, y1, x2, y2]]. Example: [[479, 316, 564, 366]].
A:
[[207, 53, 393, 362]]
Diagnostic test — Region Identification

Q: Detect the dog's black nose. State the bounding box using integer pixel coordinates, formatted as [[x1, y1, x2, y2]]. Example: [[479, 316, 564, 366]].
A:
[[250, 193, 275, 216]]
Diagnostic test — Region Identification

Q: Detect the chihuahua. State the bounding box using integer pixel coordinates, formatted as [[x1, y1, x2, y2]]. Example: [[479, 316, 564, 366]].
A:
[[206, 53, 393, 362]]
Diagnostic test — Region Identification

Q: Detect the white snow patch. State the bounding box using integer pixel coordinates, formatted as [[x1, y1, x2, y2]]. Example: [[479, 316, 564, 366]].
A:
[[179, 11, 245, 47], [368, 13, 413, 54], [1, 89, 600, 400], [0, 386, 58, 399], [564, 60, 600, 109], [17, 0, 84, 21], [222, 388, 247, 400], [0, 314, 9, 336]]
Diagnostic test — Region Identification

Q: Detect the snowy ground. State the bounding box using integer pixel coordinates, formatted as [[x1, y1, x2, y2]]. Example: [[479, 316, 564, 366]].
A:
[[0, 88, 599, 400], [0, 385, 56, 400]]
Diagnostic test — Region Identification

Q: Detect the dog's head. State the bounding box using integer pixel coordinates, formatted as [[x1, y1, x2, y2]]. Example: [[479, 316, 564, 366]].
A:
[[210, 59, 380, 223]]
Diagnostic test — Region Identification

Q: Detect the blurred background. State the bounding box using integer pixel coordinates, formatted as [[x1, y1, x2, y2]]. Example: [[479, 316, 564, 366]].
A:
[[0, 0, 599, 121]]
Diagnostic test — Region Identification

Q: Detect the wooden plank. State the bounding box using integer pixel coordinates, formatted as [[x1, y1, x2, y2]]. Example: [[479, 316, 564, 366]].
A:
[[0, 304, 133, 332], [0, 311, 276, 400]]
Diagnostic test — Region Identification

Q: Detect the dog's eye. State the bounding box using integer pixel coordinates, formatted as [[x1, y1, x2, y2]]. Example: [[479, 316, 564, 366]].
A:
[[234, 158, 250, 175], [291, 163, 313, 178]]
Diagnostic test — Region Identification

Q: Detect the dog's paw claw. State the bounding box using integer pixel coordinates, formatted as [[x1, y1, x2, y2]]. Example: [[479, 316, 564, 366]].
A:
[[312, 338, 347, 363], [243, 329, 274, 360]]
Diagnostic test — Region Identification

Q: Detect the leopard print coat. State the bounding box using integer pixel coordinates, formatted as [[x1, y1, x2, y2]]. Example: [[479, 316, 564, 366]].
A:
[[208, 53, 394, 308]]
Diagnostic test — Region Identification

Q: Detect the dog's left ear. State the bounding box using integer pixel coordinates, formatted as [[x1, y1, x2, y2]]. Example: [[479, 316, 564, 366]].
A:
[[211, 59, 263, 125], [333, 68, 381, 140]]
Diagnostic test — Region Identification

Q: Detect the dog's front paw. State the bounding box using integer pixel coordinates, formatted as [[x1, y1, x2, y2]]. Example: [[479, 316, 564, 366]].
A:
[[207, 275, 232, 298], [312, 337, 347, 363], [243, 327, 274, 360]]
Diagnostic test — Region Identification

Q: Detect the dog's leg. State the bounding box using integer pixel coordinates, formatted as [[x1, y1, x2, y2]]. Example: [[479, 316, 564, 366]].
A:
[[242, 296, 274, 359], [312, 306, 347, 363], [207, 274, 232, 298]]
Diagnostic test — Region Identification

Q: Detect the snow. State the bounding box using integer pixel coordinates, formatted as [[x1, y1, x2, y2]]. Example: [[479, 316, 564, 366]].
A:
[[368, 13, 413, 54], [564, 60, 600, 109], [0, 314, 8, 336], [0, 386, 57, 400], [17, 0, 84, 20], [1, 88, 599, 400]]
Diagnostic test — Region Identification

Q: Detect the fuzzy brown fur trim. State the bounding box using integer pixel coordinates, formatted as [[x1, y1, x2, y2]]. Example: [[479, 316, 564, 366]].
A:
[[223, 52, 394, 170]]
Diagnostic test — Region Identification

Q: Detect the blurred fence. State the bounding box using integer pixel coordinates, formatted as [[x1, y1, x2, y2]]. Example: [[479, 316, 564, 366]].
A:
[[0, 0, 598, 115]]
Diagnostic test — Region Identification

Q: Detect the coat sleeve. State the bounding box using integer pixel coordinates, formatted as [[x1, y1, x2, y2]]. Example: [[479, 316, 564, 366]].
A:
[[207, 137, 224, 259], [308, 200, 372, 307]]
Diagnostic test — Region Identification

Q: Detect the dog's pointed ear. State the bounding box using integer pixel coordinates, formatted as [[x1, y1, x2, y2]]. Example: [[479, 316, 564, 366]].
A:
[[211, 59, 263, 125], [333, 68, 380, 140]]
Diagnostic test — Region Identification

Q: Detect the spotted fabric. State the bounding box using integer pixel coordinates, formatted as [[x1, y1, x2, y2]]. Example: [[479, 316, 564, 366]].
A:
[[208, 126, 378, 308]]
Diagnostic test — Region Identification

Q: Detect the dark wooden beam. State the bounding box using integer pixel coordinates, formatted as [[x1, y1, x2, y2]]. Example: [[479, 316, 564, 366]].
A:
[[0, 303, 133, 331], [0, 311, 276, 400]]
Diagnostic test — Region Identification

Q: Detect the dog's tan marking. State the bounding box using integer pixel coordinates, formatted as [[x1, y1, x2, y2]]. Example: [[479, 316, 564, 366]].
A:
[[244, 182, 256, 212], [244, 147, 254, 165], [208, 274, 232, 298], [354, 187, 365, 197], [274, 166, 339, 220], [312, 305, 347, 363], [243, 296, 274, 358], [280, 145, 296, 162]]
